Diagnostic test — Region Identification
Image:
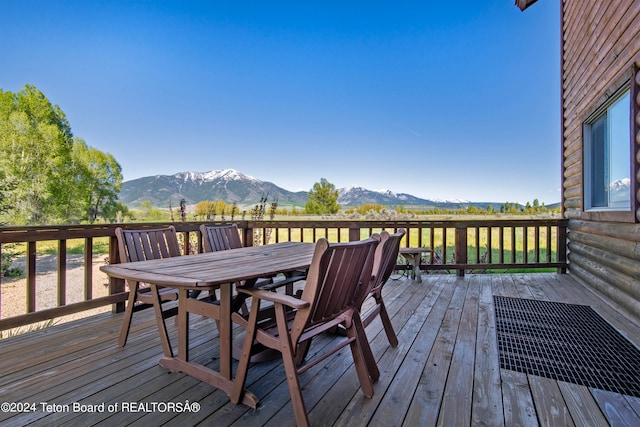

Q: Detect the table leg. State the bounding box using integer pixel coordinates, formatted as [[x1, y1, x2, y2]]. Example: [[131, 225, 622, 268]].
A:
[[219, 283, 232, 380], [402, 253, 423, 283], [413, 255, 422, 283], [158, 284, 259, 408], [178, 288, 189, 361]]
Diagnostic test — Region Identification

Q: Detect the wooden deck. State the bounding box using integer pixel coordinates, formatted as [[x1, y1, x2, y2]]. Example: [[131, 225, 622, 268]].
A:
[[1, 273, 640, 426]]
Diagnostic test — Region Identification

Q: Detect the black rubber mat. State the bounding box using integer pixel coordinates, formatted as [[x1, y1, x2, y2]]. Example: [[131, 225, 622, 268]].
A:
[[494, 296, 640, 397]]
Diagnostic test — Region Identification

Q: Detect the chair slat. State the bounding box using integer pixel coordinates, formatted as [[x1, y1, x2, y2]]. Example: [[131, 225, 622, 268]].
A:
[[201, 223, 243, 252]]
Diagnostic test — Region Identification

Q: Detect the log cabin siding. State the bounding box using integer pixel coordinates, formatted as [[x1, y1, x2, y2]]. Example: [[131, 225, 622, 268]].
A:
[[562, 0, 640, 318]]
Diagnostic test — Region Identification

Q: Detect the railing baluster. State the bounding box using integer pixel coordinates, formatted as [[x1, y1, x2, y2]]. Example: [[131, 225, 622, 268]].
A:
[[442, 227, 448, 266], [58, 240, 67, 306], [511, 227, 516, 264], [546, 225, 552, 263], [429, 227, 435, 264], [533, 225, 540, 264], [26, 241, 37, 313], [475, 227, 480, 263], [487, 226, 493, 263], [84, 238, 93, 301], [523, 226, 529, 264], [499, 227, 504, 264]]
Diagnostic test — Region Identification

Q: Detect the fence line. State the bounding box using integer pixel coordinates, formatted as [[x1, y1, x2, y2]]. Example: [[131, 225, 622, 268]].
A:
[[0, 218, 567, 331]]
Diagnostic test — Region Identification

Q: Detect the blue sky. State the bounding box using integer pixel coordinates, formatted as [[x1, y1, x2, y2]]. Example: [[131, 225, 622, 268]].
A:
[[1, 1, 560, 204]]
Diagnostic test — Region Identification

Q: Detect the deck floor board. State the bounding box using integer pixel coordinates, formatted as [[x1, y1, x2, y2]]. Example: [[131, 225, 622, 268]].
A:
[[2, 273, 640, 426]]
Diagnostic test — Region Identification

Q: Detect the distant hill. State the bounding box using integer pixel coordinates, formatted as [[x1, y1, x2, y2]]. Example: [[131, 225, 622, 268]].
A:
[[118, 169, 307, 208], [336, 186, 502, 210], [118, 169, 517, 210]]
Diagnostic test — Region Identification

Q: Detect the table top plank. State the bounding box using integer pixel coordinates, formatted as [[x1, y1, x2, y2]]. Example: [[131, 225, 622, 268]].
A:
[[101, 242, 315, 288]]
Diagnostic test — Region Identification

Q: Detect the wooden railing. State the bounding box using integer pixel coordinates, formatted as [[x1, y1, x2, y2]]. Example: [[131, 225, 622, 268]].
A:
[[0, 218, 567, 331]]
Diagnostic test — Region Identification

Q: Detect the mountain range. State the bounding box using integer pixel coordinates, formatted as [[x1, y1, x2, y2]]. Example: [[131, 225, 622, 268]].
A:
[[117, 169, 514, 210]]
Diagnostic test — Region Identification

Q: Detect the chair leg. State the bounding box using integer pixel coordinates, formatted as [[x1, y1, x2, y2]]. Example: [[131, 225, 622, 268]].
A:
[[150, 284, 174, 358], [352, 313, 380, 382], [379, 302, 399, 347], [274, 304, 310, 427], [294, 340, 312, 366], [231, 296, 261, 404], [118, 282, 139, 347], [346, 328, 375, 398]]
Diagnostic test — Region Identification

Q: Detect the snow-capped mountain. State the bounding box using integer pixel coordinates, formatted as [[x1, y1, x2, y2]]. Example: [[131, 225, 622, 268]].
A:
[[177, 169, 261, 184], [119, 169, 306, 208], [338, 186, 435, 206], [609, 178, 631, 203], [118, 169, 495, 209]]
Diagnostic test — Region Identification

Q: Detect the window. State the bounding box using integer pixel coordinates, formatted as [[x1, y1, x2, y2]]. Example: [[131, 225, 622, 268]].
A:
[[584, 88, 631, 211]]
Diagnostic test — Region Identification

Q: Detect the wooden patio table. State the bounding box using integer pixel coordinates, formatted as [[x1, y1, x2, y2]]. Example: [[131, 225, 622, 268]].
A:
[[399, 247, 434, 283], [100, 241, 315, 408]]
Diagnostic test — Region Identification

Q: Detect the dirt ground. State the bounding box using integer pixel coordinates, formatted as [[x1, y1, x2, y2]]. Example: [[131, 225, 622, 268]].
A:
[[0, 254, 112, 337]]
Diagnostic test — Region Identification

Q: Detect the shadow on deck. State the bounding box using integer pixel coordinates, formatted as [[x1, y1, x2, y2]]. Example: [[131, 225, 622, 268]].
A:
[[1, 273, 640, 426]]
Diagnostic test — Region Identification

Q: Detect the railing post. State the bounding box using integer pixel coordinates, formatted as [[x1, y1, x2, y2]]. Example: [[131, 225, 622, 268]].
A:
[[109, 235, 126, 313], [558, 223, 567, 274], [243, 225, 254, 247], [181, 231, 190, 254], [348, 227, 360, 242], [455, 225, 467, 277], [196, 228, 204, 253]]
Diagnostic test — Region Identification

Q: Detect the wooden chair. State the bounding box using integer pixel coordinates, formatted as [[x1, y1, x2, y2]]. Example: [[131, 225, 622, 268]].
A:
[[199, 224, 265, 305], [230, 236, 381, 427], [200, 223, 243, 252], [362, 228, 406, 347], [196, 223, 256, 319], [199, 223, 306, 296], [115, 226, 181, 348]]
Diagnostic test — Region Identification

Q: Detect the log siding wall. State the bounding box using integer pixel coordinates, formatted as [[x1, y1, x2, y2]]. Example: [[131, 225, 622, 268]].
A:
[[562, 0, 640, 317]]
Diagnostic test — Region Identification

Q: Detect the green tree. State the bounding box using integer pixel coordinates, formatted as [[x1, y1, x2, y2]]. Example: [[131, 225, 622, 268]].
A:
[[305, 178, 340, 214], [0, 84, 74, 224], [135, 200, 168, 221], [0, 168, 19, 275], [0, 168, 11, 217], [0, 85, 123, 224], [71, 138, 123, 223], [112, 202, 133, 223]]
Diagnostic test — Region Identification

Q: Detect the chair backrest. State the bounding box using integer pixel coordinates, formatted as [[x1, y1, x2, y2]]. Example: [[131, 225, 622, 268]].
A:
[[200, 224, 243, 252], [369, 228, 406, 295], [115, 226, 182, 263], [292, 235, 380, 344]]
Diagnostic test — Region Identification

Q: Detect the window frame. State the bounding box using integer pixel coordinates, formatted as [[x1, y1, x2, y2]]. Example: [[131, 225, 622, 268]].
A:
[[582, 83, 633, 215]]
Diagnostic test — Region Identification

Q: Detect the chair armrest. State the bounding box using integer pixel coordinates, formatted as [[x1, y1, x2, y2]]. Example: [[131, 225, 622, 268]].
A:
[[238, 288, 309, 309], [256, 274, 306, 291]]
